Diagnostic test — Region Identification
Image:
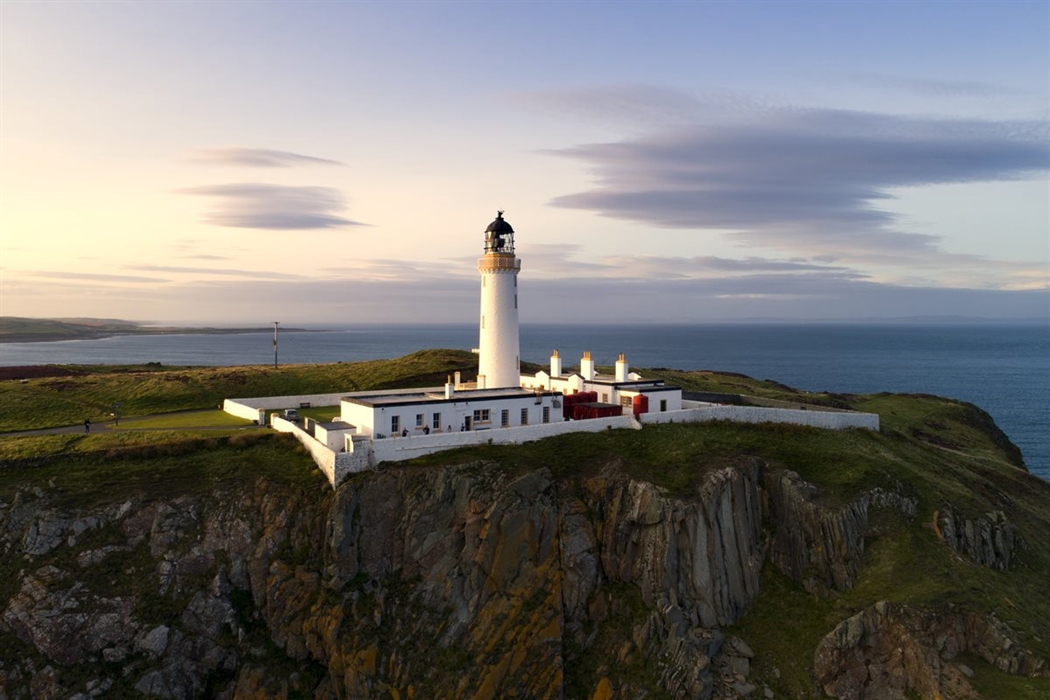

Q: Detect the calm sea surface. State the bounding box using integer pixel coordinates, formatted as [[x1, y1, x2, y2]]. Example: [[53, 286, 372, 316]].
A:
[[2, 323, 1047, 481]]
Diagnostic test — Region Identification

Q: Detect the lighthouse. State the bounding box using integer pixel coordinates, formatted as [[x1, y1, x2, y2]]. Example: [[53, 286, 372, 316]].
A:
[[477, 211, 521, 389]]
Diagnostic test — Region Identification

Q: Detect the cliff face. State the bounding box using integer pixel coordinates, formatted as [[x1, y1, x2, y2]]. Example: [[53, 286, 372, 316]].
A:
[[1, 449, 1046, 700]]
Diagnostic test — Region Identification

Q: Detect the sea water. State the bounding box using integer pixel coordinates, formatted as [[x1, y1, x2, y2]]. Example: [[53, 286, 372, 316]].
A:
[[1, 323, 1046, 481]]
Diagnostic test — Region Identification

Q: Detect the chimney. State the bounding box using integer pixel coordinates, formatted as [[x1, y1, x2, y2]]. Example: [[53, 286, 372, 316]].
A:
[[477, 374, 487, 390], [580, 351, 595, 381], [550, 349, 562, 377], [615, 353, 628, 382], [445, 375, 455, 399], [454, 371, 462, 387]]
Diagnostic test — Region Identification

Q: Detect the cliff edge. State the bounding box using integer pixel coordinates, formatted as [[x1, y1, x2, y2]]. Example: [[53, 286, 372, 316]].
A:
[[1, 390, 1048, 699]]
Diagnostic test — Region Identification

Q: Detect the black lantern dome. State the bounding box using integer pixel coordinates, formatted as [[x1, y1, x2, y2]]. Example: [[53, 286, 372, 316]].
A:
[[483, 211, 515, 253]]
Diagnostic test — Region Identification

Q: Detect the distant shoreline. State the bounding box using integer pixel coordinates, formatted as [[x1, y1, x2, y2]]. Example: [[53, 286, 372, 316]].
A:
[[0, 327, 315, 344]]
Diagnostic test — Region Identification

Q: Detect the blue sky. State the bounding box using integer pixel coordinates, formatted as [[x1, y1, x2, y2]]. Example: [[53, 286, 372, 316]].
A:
[[1, 1, 1047, 323]]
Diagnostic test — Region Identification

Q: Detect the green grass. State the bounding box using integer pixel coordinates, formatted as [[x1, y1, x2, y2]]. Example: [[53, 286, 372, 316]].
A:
[[0, 432, 325, 508], [116, 410, 255, 429], [0, 349, 478, 432]]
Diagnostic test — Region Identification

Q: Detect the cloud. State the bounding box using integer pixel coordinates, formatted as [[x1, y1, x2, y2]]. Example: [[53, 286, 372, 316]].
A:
[[840, 71, 1019, 97], [541, 93, 1048, 264], [190, 147, 343, 168], [125, 264, 308, 280], [22, 270, 165, 283], [8, 272, 1046, 325], [177, 254, 229, 261], [180, 183, 365, 230]]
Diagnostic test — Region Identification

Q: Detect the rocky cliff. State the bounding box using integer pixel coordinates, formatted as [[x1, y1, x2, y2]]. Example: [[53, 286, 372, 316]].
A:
[[1, 418, 1048, 699]]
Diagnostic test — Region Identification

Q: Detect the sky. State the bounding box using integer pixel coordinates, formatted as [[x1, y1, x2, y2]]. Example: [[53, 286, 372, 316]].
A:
[[1, 0, 1048, 325]]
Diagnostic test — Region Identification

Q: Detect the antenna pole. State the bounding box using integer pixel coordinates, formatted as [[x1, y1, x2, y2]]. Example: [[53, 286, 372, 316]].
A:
[[273, 322, 280, 369]]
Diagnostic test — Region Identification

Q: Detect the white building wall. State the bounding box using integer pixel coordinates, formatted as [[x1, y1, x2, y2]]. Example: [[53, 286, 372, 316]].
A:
[[342, 393, 564, 438], [224, 392, 353, 424], [478, 257, 520, 388], [372, 414, 636, 463]]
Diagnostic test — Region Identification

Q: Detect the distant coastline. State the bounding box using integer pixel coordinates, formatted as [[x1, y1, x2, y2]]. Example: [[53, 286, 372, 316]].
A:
[[0, 317, 312, 344]]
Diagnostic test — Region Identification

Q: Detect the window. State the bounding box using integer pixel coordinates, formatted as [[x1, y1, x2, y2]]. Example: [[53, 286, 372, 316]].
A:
[[481, 315, 485, 329], [542, 406, 550, 423], [432, 412, 441, 429], [514, 294, 517, 309], [473, 409, 490, 423], [660, 399, 668, 412], [416, 414, 423, 427], [621, 396, 633, 407], [391, 415, 400, 433], [601, 393, 609, 403], [501, 409, 509, 427], [520, 408, 528, 425]]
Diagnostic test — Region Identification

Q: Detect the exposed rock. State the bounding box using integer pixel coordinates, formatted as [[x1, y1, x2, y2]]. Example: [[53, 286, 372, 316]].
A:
[[0, 456, 1043, 700], [764, 470, 917, 595], [938, 504, 1018, 571], [814, 601, 1048, 699]]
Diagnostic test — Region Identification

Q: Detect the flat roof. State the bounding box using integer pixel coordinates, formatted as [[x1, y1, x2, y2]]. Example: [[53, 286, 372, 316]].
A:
[[342, 386, 560, 408]]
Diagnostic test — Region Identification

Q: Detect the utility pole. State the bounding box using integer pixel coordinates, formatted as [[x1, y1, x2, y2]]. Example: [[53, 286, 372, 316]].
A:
[[273, 322, 280, 369]]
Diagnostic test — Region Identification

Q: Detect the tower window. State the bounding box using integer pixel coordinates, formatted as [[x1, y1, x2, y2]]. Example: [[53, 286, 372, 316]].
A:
[[514, 294, 517, 309], [481, 315, 485, 329]]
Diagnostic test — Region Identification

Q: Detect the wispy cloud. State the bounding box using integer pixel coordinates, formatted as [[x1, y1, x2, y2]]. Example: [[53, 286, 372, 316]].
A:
[[22, 270, 165, 283], [537, 88, 1048, 268], [125, 264, 308, 280], [179, 183, 365, 230], [189, 147, 343, 168], [176, 254, 229, 261], [839, 71, 1020, 97]]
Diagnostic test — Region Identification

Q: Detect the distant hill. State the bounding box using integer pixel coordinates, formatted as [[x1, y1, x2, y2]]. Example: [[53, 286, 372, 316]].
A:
[[0, 317, 299, 343]]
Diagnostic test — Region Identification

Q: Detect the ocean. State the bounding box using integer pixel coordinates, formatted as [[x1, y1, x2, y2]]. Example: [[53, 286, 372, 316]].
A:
[[1, 322, 1047, 481]]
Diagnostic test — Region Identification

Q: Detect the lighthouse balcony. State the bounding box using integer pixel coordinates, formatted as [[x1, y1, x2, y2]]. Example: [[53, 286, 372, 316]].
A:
[[477, 255, 521, 272]]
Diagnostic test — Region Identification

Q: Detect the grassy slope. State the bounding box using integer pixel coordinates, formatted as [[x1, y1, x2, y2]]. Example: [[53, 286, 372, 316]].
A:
[[0, 348, 480, 432], [1, 354, 1047, 697]]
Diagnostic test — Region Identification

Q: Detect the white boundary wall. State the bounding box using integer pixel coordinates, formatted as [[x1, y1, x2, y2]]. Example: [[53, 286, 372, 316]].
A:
[[223, 392, 351, 424], [641, 401, 879, 431], [271, 416, 372, 486], [264, 398, 877, 489]]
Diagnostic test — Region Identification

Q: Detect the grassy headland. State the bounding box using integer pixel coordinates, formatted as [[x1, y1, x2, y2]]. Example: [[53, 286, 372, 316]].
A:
[[1, 350, 1047, 698]]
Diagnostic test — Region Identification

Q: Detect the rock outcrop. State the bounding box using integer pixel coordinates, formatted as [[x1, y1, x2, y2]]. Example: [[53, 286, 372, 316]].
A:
[[814, 601, 1049, 699], [764, 470, 917, 595], [937, 504, 1018, 571]]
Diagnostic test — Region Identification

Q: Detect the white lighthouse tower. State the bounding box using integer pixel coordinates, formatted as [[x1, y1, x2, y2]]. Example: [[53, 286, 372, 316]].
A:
[[477, 211, 521, 389]]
